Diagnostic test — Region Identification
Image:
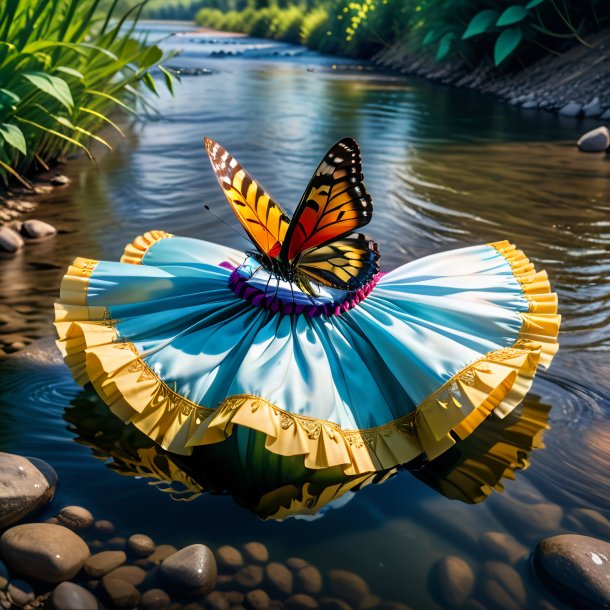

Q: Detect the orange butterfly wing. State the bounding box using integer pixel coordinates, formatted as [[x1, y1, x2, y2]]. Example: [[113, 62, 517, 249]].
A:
[[205, 137, 290, 257], [279, 138, 373, 263]]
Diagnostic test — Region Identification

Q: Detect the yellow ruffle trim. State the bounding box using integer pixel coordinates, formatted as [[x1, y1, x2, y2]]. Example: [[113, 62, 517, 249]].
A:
[[120, 230, 173, 264], [54, 239, 560, 475]]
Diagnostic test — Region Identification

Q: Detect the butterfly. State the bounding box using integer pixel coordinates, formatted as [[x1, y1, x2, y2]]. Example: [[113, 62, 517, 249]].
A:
[[204, 136, 380, 296]]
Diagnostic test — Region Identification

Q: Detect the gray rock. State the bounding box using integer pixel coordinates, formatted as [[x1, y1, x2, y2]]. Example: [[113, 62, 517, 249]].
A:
[[601, 108, 610, 120], [577, 126, 610, 152], [435, 556, 474, 607], [521, 100, 538, 109], [0, 227, 24, 253], [57, 506, 94, 530], [160, 544, 217, 596], [242, 542, 269, 564], [535, 534, 610, 609], [559, 101, 582, 117], [235, 565, 264, 589], [566, 508, 610, 538], [0, 453, 57, 527], [266, 562, 293, 596], [0, 523, 89, 582], [101, 575, 140, 609], [106, 565, 147, 586], [284, 595, 319, 610], [296, 565, 322, 595], [216, 545, 244, 572], [50, 175, 69, 186], [327, 570, 369, 607], [245, 589, 270, 610], [480, 561, 526, 610], [7, 579, 34, 606], [50, 582, 98, 610], [583, 97, 602, 117], [479, 532, 528, 565], [127, 534, 155, 557], [84, 551, 127, 578], [141, 588, 171, 610], [21, 219, 57, 238]]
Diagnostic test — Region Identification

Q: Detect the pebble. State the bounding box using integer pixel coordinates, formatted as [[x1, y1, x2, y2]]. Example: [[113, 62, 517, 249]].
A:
[[206, 591, 230, 610], [583, 97, 602, 117], [601, 108, 610, 120], [127, 534, 156, 557], [50, 174, 69, 186], [21, 219, 56, 238], [286, 559, 309, 572], [479, 532, 528, 565], [149, 545, 178, 565], [160, 544, 218, 596], [50, 582, 98, 610], [0, 227, 24, 253], [245, 589, 270, 610], [56, 506, 94, 530], [371, 603, 411, 610], [577, 126, 610, 152], [559, 100, 582, 116], [318, 601, 352, 610], [480, 561, 526, 610], [296, 565, 323, 594], [535, 534, 610, 609], [235, 566, 264, 589], [521, 100, 537, 109], [435, 556, 474, 607], [7, 580, 35, 606], [93, 520, 115, 535], [101, 575, 141, 608], [0, 560, 7, 590], [284, 594, 319, 610], [566, 508, 610, 538], [107, 536, 127, 550], [242, 543, 269, 564], [106, 565, 147, 586], [84, 550, 127, 577], [266, 562, 293, 596], [217, 546, 244, 572], [0, 523, 89, 582], [327, 570, 369, 607], [141, 588, 172, 610], [226, 592, 245, 605]]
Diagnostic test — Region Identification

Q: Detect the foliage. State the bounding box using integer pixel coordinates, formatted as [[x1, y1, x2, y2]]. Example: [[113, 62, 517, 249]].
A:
[[0, 0, 173, 187]]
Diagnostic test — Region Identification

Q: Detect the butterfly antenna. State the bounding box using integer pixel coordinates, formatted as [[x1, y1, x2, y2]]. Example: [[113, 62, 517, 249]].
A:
[[203, 204, 250, 245]]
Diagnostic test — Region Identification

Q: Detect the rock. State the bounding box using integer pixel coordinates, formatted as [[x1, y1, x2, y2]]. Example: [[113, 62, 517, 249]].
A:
[[56, 506, 94, 531], [50, 582, 98, 610], [286, 559, 309, 572], [245, 589, 270, 610], [7, 580, 34, 606], [266, 563, 293, 596], [284, 595, 318, 610], [84, 550, 127, 577], [583, 97, 602, 117], [235, 565, 264, 589], [217, 546, 244, 572], [206, 591, 230, 610], [559, 101, 581, 117], [217, 574, 234, 587], [359, 595, 381, 609], [318, 599, 352, 610], [160, 544, 217, 596], [479, 532, 528, 565], [93, 520, 115, 535], [296, 565, 322, 595], [480, 561, 526, 610], [370, 603, 411, 610], [107, 536, 127, 550], [149, 545, 178, 566], [566, 508, 610, 538], [0, 453, 57, 527], [434, 556, 475, 607], [106, 565, 147, 586], [127, 534, 155, 557], [50, 175, 69, 186], [101, 575, 141, 608], [577, 126, 610, 152], [521, 100, 537, 109], [21, 219, 56, 238], [226, 591, 245, 605], [141, 588, 171, 610], [0, 227, 24, 253], [242, 543, 268, 564], [0, 523, 89, 582], [327, 570, 369, 607], [0, 560, 7, 590], [535, 534, 610, 609], [601, 108, 610, 120]]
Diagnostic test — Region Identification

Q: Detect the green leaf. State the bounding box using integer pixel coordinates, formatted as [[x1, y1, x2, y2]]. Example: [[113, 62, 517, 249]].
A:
[[22, 72, 74, 110], [526, 0, 546, 8], [0, 89, 20, 106], [0, 123, 26, 155], [496, 6, 529, 27], [462, 10, 499, 39], [141, 72, 158, 96], [423, 30, 440, 46], [140, 45, 163, 69], [494, 27, 523, 65], [436, 32, 455, 61], [158, 66, 175, 95], [56, 66, 85, 80]]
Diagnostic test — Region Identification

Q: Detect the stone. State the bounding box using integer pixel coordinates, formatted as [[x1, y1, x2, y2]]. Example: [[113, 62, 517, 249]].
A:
[[0, 453, 57, 527], [521, 100, 537, 109], [480, 561, 526, 610], [296, 565, 322, 595], [479, 532, 528, 565], [266, 562, 293, 596], [245, 589, 270, 610], [50, 175, 69, 186], [21, 219, 56, 238], [127, 534, 155, 557], [160, 544, 217, 596], [50, 582, 98, 610], [235, 565, 264, 589], [56, 506, 94, 530], [217, 574, 234, 587], [327, 570, 369, 607], [7, 580, 34, 606], [284, 595, 318, 610], [106, 565, 147, 586], [0, 523, 89, 582], [535, 534, 610, 609], [370, 603, 411, 610], [206, 591, 230, 610], [601, 108, 610, 120], [583, 97, 602, 117], [141, 588, 171, 610], [217, 546, 244, 572], [107, 536, 127, 550], [101, 575, 141, 608], [566, 508, 610, 538], [84, 550, 127, 577], [559, 101, 581, 117], [0, 227, 24, 253], [434, 556, 474, 607], [577, 126, 610, 152], [242, 542, 269, 564], [359, 595, 381, 609], [149, 545, 178, 565], [286, 559, 309, 572], [0, 559, 8, 590], [93, 520, 115, 535], [226, 592, 245, 605]]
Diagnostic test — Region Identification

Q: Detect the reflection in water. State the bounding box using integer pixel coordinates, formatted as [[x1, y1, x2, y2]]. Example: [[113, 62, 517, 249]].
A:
[[65, 387, 551, 520]]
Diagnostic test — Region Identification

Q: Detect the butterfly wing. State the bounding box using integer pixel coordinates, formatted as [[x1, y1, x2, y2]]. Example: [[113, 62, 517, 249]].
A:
[[279, 138, 373, 263], [296, 235, 380, 291], [205, 137, 290, 257]]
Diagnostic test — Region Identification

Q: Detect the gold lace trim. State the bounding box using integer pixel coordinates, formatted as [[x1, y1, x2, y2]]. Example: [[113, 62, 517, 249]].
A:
[[120, 230, 174, 265]]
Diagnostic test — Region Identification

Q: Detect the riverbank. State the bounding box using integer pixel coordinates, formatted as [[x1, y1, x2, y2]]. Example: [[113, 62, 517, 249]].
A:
[[374, 30, 610, 118]]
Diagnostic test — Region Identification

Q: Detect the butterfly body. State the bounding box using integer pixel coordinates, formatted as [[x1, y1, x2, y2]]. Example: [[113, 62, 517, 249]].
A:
[[205, 137, 380, 298]]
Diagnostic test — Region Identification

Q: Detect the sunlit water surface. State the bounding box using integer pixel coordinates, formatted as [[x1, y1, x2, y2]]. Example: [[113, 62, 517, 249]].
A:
[[0, 22, 609, 610]]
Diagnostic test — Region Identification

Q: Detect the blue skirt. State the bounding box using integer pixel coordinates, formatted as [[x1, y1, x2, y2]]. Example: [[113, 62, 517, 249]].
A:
[[55, 232, 559, 475]]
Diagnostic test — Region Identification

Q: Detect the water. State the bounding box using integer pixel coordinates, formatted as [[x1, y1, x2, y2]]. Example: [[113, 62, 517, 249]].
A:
[[1, 21, 609, 609]]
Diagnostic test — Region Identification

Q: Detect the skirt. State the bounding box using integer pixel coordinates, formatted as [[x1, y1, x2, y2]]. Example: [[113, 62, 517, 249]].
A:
[[54, 232, 560, 476]]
